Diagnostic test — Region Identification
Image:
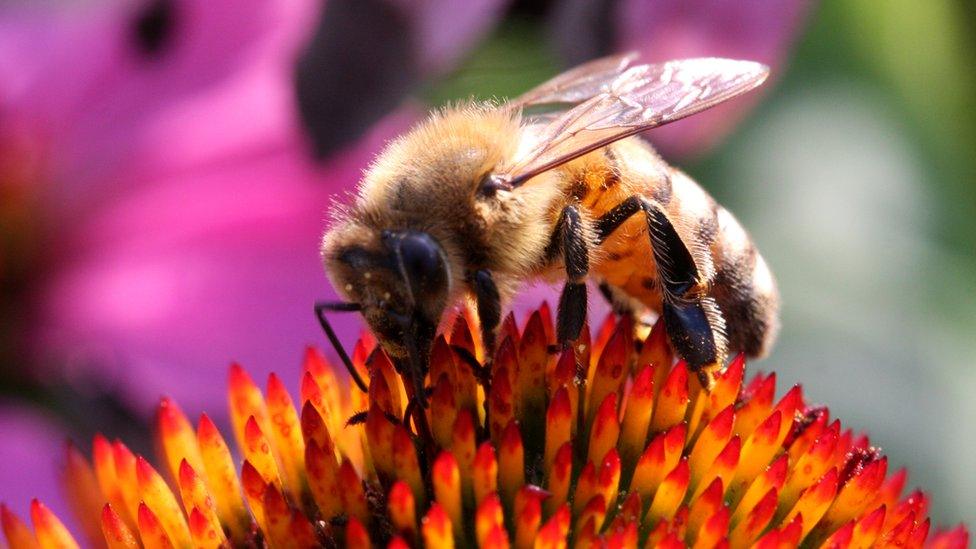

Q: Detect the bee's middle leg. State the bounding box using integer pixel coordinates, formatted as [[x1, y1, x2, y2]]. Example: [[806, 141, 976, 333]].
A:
[[548, 205, 591, 348], [595, 196, 725, 388]]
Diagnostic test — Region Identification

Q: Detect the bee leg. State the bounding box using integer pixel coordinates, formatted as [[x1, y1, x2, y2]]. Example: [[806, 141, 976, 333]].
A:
[[644, 202, 726, 388], [594, 195, 644, 238], [469, 269, 503, 429], [595, 197, 724, 389], [314, 300, 370, 393], [548, 205, 590, 348], [472, 269, 501, 359]]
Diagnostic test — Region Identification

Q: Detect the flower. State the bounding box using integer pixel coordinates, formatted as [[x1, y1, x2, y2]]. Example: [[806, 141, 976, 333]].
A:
[[1, 306, 968, 547]]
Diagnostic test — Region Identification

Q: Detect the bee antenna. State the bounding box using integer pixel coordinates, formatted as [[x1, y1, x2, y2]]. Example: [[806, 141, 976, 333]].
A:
[[314, 300, 369, 393]]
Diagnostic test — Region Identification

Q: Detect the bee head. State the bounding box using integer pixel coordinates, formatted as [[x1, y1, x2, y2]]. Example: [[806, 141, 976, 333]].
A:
[[322, 227, 452, 360]]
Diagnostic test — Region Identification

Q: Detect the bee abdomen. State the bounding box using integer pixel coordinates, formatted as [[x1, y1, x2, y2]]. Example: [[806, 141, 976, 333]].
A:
[[709, 206, 780, 358]]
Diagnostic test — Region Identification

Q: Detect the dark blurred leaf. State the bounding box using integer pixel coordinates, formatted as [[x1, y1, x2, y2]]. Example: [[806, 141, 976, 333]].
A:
[[548, 0, 617, 64], [0, 371, 152, 459], [507, 0, 557, 18], [132, 0, 176, 57], [295, 0, 420, 158]]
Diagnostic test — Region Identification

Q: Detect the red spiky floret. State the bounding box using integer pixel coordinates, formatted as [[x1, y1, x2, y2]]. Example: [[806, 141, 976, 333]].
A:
[[1, 305, 968, 548]]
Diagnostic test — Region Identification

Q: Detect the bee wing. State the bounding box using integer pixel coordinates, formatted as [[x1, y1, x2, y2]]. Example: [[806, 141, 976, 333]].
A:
[[511, 52, 640, 107], [501, 58, 769, 187]]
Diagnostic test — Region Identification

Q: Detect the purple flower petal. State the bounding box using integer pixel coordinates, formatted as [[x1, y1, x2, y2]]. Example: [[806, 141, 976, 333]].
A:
[[0, 404, 74, 533], [511, 281, 612, 329], [615, 0, 812, 157], [34, 110, 413, 416], [406, 0, 512, 75], [1, 0, 319, 203]]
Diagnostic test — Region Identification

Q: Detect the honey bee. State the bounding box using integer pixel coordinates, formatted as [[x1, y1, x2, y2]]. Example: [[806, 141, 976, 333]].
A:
[[318, 53, 779, 403]]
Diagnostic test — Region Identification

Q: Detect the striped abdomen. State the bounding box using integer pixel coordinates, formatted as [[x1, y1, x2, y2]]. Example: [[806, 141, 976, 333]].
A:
[[562, 137, 780, 359]]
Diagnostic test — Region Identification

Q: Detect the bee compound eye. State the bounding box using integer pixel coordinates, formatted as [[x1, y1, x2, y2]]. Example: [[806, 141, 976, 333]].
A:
[[397, 232, 446, 288]]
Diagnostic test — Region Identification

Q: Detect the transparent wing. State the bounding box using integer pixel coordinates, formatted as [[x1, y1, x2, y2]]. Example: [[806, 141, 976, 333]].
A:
[[500, 58, 769, 187], [510, 52, 640, 107]]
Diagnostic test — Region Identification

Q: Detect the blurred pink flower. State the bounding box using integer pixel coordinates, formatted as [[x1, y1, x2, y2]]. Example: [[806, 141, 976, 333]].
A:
[[1, 0, 339, 415], [617, 0, 812, 156], [34, 116, 408, 413], [0, 0, 317, 205], [0, 0, 506, 418], [552, 0, 812, 157]]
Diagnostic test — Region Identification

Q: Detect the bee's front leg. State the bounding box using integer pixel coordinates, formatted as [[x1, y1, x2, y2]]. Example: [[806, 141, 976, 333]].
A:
[[468, 269, 501, 421], [472, 269, 501, 360], [548, 205, 591, 348]]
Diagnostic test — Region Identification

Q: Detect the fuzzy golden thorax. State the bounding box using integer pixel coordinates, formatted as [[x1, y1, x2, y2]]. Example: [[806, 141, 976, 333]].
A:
[[321, 103, 565, 357]]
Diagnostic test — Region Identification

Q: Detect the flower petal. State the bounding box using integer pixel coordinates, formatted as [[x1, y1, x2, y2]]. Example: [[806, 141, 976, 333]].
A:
[[34, 112, 410, 416], [1, 0, 319, 201]]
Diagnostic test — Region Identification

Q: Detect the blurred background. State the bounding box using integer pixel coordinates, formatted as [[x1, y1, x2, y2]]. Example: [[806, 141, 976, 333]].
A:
[[2, 0, 974, 532]]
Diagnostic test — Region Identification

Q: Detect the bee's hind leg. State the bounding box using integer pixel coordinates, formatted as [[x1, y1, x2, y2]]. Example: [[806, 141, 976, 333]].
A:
[[595, 196, 726, 390]]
